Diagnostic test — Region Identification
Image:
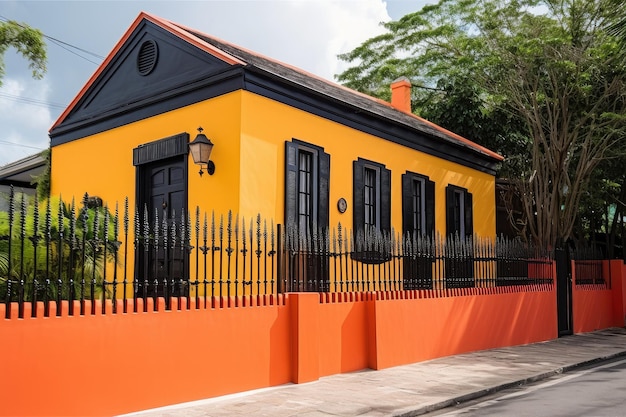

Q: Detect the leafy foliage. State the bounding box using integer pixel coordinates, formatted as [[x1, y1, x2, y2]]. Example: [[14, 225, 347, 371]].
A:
[[0, 19, 47, 85], [32, 148, 51, 200], [337, 0, 626, 250], [0, 192, 117, 301]]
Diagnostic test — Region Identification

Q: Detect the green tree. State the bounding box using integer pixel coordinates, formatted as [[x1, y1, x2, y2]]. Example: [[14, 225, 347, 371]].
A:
[[0, 193, 117, 302], [338, 0, 626, 250], [0, 19, 47, 85]]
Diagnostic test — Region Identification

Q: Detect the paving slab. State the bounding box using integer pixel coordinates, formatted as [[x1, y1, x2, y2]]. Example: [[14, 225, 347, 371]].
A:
[[120, 327, 626, 417]]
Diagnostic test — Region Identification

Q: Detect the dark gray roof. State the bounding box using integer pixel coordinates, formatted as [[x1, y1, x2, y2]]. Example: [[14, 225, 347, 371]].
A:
[[0, 152, 46, 187], [186, 28, 501, 162]]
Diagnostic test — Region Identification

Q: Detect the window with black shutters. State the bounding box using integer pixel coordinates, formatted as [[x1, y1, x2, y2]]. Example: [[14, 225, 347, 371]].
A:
[[284, 139, 330, 232], [353, 158, 391, 235], [401, 172, 435, 238], [284, 139, 331, 292], [353, 158, 391, 264], [445, 185, 473, 238]]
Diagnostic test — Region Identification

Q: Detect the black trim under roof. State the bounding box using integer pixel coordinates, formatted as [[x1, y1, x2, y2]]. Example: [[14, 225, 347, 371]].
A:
[[50, 68, 244, 146], [50, 18, 500, 175]]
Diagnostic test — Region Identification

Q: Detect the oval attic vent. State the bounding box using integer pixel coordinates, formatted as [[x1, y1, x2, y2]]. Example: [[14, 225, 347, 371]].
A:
[[137, 40, 158, 75]]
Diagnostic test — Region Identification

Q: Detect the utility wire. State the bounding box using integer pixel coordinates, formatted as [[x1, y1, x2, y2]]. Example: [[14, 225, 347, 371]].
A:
[[0, 15, 104, 64], [41, 32, 104, 60], [0, 140, 46, 151], [0, 15, 103, 111], [0, 92, 66, 109], [47, 38, 102, 65]]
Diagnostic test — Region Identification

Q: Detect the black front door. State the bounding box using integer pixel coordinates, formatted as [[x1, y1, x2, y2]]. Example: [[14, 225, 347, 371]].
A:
[[136, 156, 188, 300]]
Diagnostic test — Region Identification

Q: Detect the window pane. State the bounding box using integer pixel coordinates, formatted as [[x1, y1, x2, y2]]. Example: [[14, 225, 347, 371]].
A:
[[453, 190, 464, 236], [412, 178, 424, 235], [298, 150, 313, 234], [364, 167, 377, 232]]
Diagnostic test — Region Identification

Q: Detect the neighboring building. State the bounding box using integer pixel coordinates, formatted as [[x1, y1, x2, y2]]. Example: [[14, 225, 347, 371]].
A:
[[48, 12, 502, 286], [0, 152, 46, 211]]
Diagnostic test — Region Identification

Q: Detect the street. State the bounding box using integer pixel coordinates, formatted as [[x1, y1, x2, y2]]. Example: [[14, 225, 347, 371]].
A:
[[431, 358, 626, 416]]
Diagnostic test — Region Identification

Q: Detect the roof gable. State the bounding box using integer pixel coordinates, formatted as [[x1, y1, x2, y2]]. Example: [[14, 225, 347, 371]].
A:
[[51, 13, 238, 133]]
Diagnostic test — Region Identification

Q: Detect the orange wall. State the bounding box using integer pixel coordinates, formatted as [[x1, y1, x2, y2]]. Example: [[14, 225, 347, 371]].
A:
[[0, 299, 291, 417], [371, 290, 557, 369], [572, 260, 626, 333], [573, 286, 616, 333], [317, 294, 374, 377], [1, 287, 559, 417]]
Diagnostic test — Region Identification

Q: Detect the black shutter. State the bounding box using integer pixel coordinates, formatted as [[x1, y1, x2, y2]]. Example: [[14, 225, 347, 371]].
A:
[[401, 173, 413, 236], [380, 166, 391, 233], [464, 191, 473, 237], [425, 179, 435, 237], [284, 141, 298, 227], [353, 160, 364, 235], [445, 185, 456, 237], [317, 150, 330, 229]]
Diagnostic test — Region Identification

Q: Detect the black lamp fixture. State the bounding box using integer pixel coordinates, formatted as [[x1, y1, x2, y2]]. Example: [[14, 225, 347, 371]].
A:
[[188, 127, 215, 176]]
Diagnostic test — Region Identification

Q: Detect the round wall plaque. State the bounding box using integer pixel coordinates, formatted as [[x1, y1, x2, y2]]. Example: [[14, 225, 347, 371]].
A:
[[337, 198, 347, 213]]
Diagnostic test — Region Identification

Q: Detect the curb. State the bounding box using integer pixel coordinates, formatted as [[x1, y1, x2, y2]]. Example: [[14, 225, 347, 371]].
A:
[[395, 350, 626, 416]]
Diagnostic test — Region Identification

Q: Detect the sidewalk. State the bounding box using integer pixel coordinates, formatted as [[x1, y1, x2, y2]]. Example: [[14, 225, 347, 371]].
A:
[[122, 327, 626, 417]]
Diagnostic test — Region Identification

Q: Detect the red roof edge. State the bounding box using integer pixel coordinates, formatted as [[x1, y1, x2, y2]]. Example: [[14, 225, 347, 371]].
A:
[[410, 113, 504, 161]]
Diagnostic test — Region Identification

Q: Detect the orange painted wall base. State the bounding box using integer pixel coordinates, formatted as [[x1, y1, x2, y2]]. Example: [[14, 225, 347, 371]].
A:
[[0, 287, 563, 417], [572, 260, 626, 333]]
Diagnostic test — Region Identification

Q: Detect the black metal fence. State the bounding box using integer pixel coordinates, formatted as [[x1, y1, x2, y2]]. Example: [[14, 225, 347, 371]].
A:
[[282, 227, 554, 292], [1, 190, 557, 319], [572, 246, 608, 286]]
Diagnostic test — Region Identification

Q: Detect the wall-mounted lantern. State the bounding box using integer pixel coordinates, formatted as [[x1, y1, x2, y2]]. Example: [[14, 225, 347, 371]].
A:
[[188, 127, 215, 176]]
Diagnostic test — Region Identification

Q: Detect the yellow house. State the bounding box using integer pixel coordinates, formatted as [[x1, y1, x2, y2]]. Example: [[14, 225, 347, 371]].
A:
[[48, 12, 502, 295]]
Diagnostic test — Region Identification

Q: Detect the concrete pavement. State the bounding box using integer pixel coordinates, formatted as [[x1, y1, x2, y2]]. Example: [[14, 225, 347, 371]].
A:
[[121, 327, 626, 417]]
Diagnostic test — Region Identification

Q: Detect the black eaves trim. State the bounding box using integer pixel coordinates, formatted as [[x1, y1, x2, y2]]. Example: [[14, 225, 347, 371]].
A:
[[242, 68, 498, 175], [49, 67, 245, 146], [51, 64, 498, 175]]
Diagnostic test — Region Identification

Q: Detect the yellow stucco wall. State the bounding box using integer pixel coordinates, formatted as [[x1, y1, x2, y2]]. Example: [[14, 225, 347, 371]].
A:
[[51, 92, 243, 216], [51, 88, 495, 238], [239, 91, 495, 238]]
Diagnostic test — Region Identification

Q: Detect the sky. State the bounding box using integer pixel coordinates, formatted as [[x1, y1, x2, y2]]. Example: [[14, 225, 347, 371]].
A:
[[0, 0, 430, 166]]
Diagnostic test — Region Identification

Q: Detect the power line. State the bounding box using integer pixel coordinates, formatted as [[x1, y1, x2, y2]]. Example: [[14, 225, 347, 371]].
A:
[[0, 15, 104, 65], [43, 33, 104, 60], [47, 38, 102, 65], [0, 15, 102, 112], [0, 92, 66, 109], [0, 140, 47, 151]]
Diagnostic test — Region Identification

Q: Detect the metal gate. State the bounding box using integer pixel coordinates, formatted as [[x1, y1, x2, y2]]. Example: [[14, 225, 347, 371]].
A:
[[555, 247, 573, 336]]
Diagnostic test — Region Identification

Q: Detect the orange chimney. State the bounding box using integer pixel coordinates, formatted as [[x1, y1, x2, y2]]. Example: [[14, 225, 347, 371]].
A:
[[390, 77, 412, 113]]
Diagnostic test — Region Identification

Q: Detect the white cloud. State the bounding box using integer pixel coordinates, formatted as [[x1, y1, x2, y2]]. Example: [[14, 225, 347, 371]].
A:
[[319, 0, 391, 80], [247, 0, 390, 81], [0, 78, 52, 165], [0, 0, 395, 166], [167, 0, 390, 82]]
